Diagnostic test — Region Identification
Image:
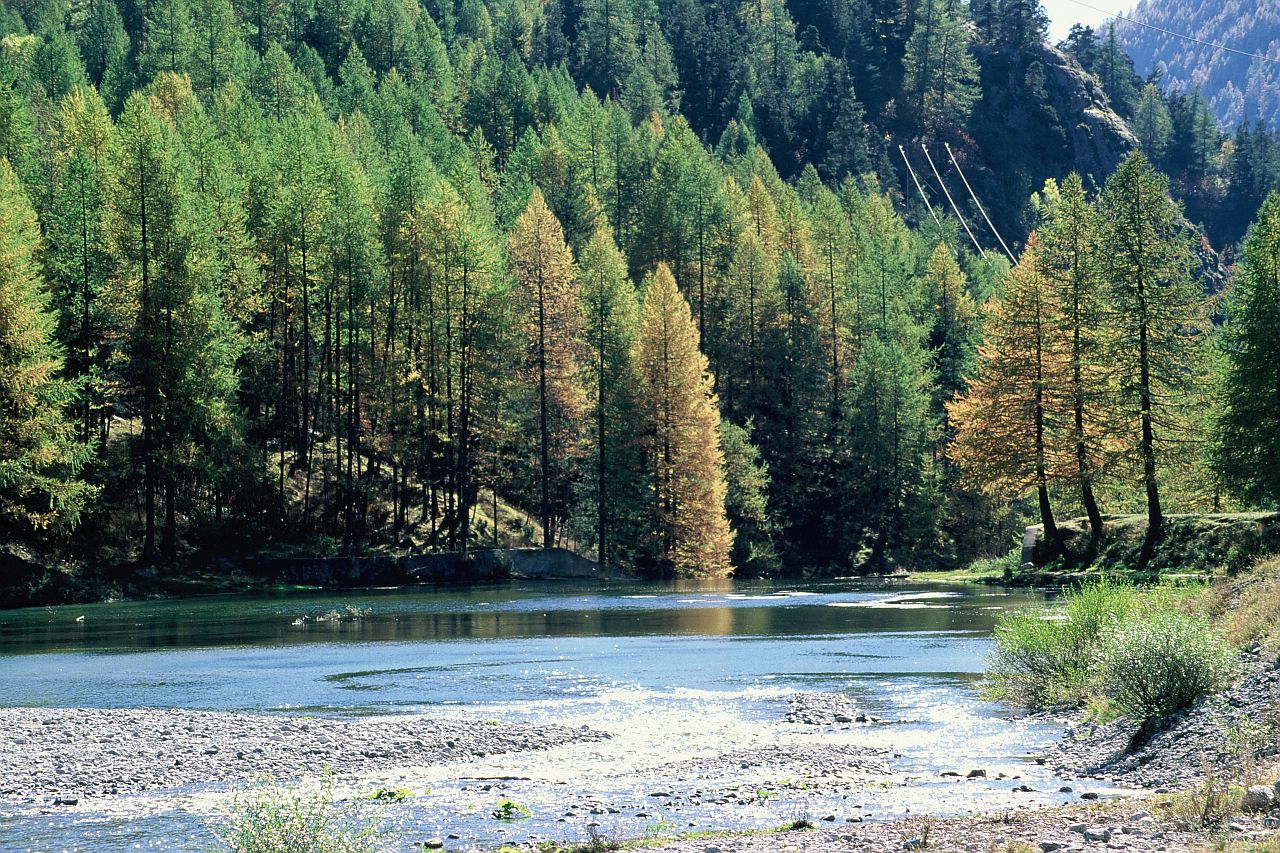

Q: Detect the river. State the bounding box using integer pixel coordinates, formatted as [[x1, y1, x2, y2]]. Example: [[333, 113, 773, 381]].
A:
[[0, 578, 1087, 851]]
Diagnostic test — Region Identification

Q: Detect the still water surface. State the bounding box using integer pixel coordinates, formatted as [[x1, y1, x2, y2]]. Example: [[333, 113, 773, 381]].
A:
[[0, 578, 1075, 850]]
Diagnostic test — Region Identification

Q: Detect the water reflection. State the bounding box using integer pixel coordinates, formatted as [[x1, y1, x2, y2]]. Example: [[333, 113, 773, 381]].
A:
[[0, 580, 1039, 656]]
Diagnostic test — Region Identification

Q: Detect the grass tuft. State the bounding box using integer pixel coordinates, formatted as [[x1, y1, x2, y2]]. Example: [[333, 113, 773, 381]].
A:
[[212, 774, 388, 853]]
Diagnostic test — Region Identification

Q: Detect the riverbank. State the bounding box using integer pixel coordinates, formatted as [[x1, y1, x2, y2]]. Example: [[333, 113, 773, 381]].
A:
[[3, 578, 1274, 852], [641, 799, 1213, 853], [917, 511, 1280, 587], [0, 544, 624, 609]]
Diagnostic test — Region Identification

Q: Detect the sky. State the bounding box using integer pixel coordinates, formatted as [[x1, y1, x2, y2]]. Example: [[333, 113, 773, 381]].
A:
[[1041, 0, 1130, 42]]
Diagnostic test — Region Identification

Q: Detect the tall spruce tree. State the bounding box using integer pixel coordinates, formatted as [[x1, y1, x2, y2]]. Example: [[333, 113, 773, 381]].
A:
[[575, 220, 641, 565], [902, 0, 980, 135], [1036, 174, 1108, 560], [1214, 192, 1280, 504]]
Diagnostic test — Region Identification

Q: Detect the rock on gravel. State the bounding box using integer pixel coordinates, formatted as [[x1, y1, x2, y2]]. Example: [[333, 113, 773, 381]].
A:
[[1241, 785, 1277, 813], [0, 707, 609, 800], [654, 744, 893, 781], [784, 693, 874, 725]]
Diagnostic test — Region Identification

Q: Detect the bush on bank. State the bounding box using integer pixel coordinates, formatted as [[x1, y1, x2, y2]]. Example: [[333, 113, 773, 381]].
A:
[[985, 578, 1237, 723], [213, 775, 389, 853], [1096, 609, 1237, 722]]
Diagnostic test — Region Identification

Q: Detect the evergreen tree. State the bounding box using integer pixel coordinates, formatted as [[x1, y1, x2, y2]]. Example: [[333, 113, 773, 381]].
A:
[[44, 87, 114, 445], [1036, 174, 1108, 559], [1097, 152, 1205, 566], [574, 0, 639, 97], [1133, 83, 1171, 164], [79, 0, 129, 87], [994, 0, 1048, 51], [141, 0, 194, 81], [902, 0, 980, 134], [1214, 192, 1280, 504], [188, 0, 241, 92], [107, 90, 244, 560], [841, 191, 935, 568], [1097, 23, 1140, 116], [0, 159, 96, 534], [719, 417, 775, 571], [575, 220, 642, 564], [925, 242, 976, 430], [633, 262, 733, 576]]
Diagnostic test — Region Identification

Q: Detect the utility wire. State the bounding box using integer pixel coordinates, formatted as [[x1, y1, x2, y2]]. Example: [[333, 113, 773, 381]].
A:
[[922, 144, 987, 259], [1064, 0, 1279, 65], [945, 143, 1016, 263], [899, 144, 942, 228]]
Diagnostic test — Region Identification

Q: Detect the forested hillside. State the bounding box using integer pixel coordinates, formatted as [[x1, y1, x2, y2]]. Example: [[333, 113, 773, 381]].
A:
[[2, 0, 1280, 583], [1056, 15, 1280, 249], [1115, 0, 1279, 129]]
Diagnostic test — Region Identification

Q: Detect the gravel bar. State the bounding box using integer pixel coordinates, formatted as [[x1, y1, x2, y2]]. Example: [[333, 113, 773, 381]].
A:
[[0, 707, 610, 800]]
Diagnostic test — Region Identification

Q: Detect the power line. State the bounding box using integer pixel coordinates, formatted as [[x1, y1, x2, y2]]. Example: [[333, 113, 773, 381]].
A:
[[945, 143, 1016, 263], [899, 144, 942, 228], [922, 144, 987, 259], [1063, 0, 1279, 65]]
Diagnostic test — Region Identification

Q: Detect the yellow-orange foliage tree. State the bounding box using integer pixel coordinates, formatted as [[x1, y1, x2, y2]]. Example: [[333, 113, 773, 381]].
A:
[[634, 263, 733, 576], [947, 237, 1066, 558], [510, 189, 585, 549]]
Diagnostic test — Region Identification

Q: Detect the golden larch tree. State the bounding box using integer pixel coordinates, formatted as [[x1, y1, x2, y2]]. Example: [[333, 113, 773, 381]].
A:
[[947, 237, 1067, 557], [634, 263, 733, 576], [510, 189, 586, 548]]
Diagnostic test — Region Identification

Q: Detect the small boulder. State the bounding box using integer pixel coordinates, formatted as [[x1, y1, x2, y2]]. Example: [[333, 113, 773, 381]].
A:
[[1068, 823, 1088, 834], [1083, 828, 1111, 843], [1241, 785, 1277, 813], [1080, 791, 1099, 800], [421, 839, 445, 850], [967, 769, 987, 779], [1039, 843, 1065, 852]]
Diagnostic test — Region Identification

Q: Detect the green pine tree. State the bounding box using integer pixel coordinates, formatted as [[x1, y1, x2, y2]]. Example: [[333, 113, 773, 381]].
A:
[[1214, 192, 1280, 504]]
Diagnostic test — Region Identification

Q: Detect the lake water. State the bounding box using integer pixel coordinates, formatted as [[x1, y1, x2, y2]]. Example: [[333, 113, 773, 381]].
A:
[[0, 578, 1087, 851]]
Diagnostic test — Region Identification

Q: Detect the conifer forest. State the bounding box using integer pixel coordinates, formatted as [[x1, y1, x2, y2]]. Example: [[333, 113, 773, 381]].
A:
[[3, 0, 1280, 580]]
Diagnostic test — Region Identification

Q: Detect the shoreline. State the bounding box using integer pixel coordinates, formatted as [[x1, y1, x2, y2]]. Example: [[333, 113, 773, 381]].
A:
[[0, 693, 1275, 852]]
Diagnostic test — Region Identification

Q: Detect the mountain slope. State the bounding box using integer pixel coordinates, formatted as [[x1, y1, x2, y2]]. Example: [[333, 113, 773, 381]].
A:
[[1116, 0, 1280, 127]]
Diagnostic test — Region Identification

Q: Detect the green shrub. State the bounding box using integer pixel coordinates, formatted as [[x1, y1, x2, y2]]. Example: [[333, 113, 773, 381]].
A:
[[492, 798, 531, 820], [214, 776, 388, 853], [1097, 609, 1237, 723], [985, 579, 1139, 707]]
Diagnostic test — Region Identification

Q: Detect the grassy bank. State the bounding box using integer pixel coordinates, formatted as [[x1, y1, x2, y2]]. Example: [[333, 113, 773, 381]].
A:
[[986, 554, 1280, 722], [923, 511, 1280, 586]]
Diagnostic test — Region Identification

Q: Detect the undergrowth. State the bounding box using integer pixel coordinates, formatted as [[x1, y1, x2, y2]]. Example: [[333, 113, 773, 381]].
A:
[[984, 577, 1236, 724]]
